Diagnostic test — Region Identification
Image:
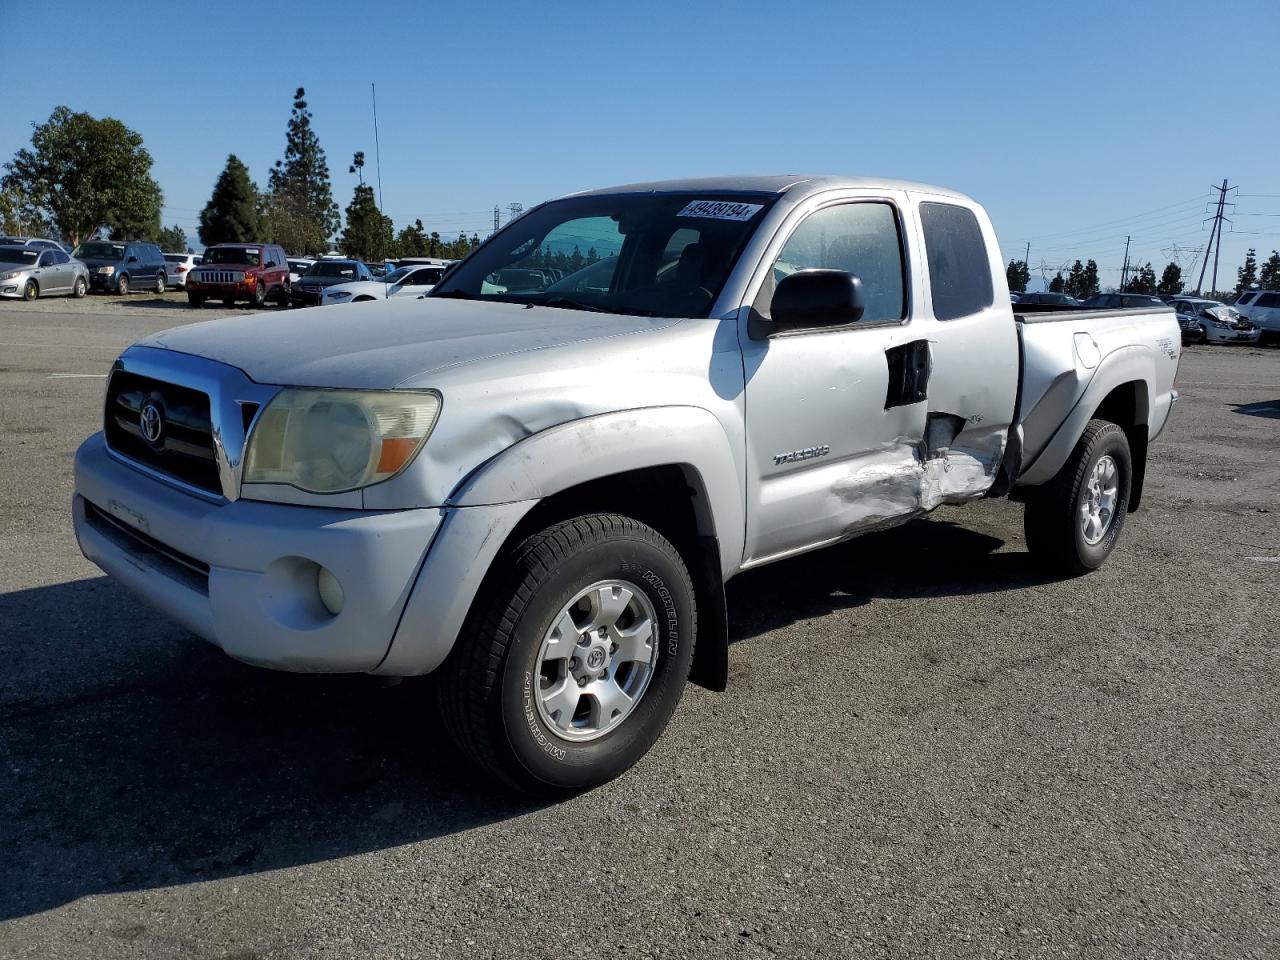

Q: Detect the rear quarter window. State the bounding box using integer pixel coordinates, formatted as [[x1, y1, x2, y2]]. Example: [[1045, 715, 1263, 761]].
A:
[[1256, 292, 1280, 308], [919, 202, 994, 321]]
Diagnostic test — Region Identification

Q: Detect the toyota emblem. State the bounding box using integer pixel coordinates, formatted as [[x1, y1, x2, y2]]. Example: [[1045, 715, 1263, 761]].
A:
[[140, 401, 164, 445]]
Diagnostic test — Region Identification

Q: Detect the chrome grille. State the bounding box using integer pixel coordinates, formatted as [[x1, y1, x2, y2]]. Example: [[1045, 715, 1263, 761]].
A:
[[193, 270, 244, 284], [104, 370, 221, 495]]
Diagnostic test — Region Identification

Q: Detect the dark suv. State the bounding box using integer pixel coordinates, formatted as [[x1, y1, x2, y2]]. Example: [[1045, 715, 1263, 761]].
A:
[[72, 240, 168, 295]]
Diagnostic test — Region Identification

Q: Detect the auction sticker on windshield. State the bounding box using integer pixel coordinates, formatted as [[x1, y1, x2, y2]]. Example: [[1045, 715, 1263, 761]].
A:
[[676, 200, 764, 221]]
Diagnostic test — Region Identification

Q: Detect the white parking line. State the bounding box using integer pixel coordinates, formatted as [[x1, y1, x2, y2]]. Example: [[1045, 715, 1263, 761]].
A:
[[47, 373, 109, 379]]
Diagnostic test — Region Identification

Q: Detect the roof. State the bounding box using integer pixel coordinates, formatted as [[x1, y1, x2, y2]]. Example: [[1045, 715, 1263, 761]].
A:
[[566, 174, 973, 203]]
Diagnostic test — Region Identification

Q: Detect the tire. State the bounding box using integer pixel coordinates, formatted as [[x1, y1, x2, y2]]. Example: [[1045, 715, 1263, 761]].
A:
[[116, 274, 129, 296], [439, 514, 697, 794], [22, 280, 38, 301], [222, 298, 237, 308], [187, 293, 205, 309], [155, 272, 166, 294], [73, 276, 87, 298], [250, 284, 266, 308], [1024, 419, 1132, 575]]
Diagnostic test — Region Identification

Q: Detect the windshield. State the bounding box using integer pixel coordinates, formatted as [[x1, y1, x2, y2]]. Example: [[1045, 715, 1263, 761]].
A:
[[0, 247, 39, 265], [307, 261, 360, 279], [203, 247, 261, 266], [73, 242, 125, 260], [431, 192, 776, 317], [380, 266, 412, 284]]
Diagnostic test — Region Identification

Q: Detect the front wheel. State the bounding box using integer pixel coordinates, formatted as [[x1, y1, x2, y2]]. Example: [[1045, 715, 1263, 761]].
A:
[[439, 514, 697, 794], [23, 280, 38, 301], [73, 276, 87, 298], [1024, 419, 1132, 575], [116, 275, 129, 296], [250, 283, 265, 308], [187, 293, 205, 309]]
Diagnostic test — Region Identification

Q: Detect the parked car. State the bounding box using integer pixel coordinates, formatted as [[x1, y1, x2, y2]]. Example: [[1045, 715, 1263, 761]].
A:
[[1170, 297, 1259, 344], [1079, 292, 1166, 310], [0, 236, 70, 254], [290, 259, 373, 307], [1014, 292, 1083, 308], [72, 175, 1181, 793], [1233, 290, 1280, 344], [363, 260, 396, 278], [320, 264, 448, 304], [164, 253, 201, 289], [1173, 311, 1206, 345], [287, 258, 316, 285], [186, 243, 290, 308], [73, 240, 168, 295], [0, 245, 89, 300]]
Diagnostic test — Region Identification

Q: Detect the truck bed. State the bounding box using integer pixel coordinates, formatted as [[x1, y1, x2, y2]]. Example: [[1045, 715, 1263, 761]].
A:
[[1010, 306, 1181, 488]]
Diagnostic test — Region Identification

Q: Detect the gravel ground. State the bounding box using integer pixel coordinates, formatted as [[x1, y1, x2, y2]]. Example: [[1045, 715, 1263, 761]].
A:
[[0, 298, 1277, 959]]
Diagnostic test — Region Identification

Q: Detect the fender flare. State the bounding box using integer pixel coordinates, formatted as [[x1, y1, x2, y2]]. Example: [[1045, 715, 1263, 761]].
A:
[[450, 405, 745, 578], [1015, 345, 1155, 487]]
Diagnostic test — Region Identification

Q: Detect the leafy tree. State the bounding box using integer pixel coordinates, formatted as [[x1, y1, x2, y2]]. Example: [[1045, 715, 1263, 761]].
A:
[[157, 224, 187, 252], [2, 106, 162, 245], [394, 219, 429, 257], [266, 88, 340, 255], [1005, 259, 1030, 293], [1236, 248, 1258, 292], [1259, 251, 1280, 291], [1049, 272, 1065, 292], [1122, 262, 1157, 294], [199, 155, 265, 245], [1157, 262, 1183, 296], [1062, 260, 1085, 300], [339, 184, 393, 261]]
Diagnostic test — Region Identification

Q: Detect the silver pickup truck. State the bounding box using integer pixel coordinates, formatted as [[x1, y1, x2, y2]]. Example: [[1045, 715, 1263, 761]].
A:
[[73, 176, 1180, 792]]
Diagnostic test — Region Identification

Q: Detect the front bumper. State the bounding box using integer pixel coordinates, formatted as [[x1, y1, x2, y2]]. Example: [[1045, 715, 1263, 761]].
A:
[[73, 432, 445, 672], [290, 287, 326, 307], [1204, 325, 1260, 343], [89, 273, 118, 291]]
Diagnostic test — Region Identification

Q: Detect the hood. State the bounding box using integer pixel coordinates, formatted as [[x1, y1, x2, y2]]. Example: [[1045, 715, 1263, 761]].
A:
[[295, 274, 351, 288], [138, 297, 683, 388]]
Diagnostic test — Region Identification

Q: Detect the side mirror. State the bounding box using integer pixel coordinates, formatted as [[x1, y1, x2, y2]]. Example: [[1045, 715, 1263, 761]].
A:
[[127, 255, 138, 263], [770, 270, 865, 330]]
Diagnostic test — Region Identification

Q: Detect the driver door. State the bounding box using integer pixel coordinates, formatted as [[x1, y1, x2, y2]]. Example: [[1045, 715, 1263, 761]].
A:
[[738, 195, 930, 565]]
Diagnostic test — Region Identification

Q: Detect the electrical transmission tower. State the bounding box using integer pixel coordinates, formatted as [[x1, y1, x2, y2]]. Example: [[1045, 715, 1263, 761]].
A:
[[507, 203, 524, 224], [492, 206, 501, 235], [1195, 179, 1236, 295]]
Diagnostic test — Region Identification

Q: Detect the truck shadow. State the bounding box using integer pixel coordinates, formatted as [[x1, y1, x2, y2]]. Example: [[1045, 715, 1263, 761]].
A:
[[0, 517, 1043, 920], [1230, 399, 1280, 419]]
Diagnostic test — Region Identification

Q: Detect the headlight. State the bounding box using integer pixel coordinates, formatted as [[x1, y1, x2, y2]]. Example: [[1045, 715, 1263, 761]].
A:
[[96, 265, 115, 275], [1210, 319, 1231, 328], [243, 389, 442, 493], [1, 270, 19, 281]]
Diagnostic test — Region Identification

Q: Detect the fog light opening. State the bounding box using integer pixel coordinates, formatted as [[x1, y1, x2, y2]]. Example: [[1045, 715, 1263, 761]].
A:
[[317, 566, 345, 616]]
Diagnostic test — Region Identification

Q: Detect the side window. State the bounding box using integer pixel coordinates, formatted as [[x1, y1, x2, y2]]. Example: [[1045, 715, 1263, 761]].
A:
[[37, 251, 53, 266], [759, 202, 906, 323], [919, 202, 994, 321], [1257, 293, 1280, 308], [51, 250, 69, 265], [1237, 291, 1256, 305]]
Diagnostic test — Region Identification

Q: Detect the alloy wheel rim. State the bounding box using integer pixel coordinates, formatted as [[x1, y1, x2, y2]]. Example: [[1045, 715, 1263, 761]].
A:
[[1080, 455, 1119, 545], [533, 579, 660, 742]]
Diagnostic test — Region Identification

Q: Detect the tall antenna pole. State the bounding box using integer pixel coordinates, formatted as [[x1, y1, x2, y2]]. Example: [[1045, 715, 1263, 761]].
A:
[[371, 83, 384, 213], [1197, 180, 1230, 295], [1210, 179, 1230, 295], [1119, 235, 1131, 292]]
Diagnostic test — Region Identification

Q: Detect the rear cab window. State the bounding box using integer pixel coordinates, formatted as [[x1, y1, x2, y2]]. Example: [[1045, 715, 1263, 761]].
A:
[[919, 202, 994, 320]]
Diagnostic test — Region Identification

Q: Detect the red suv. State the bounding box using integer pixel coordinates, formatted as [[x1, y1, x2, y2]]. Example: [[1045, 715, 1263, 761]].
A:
[[186, 243, 290, 308]]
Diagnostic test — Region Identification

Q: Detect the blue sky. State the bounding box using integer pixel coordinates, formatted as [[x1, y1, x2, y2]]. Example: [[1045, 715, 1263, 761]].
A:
[[3, 0, 1277, 290]]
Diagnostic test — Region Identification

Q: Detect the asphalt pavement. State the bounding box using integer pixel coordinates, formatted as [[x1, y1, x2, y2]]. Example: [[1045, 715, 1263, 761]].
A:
[[0, 296, 1277, 959]]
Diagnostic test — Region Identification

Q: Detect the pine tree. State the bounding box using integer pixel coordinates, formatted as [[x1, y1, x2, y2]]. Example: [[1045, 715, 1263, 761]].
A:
[[1005, 259, 1030, 293], [1157, 262, 1183, 296], [1236, 248, 1258, 292], [1123, 263, 1157, 294], [266, 88, 340, 255], [1049, 272, 1065, 292], [1259, 251, 1280, 291], [394, 219, 429, 258], [1082, 260, 1101, 299], [199, 155, 264, 245], [339, 184, 392, 261], [1065, 260, 1087, 299], [157, 224, 187, 252]]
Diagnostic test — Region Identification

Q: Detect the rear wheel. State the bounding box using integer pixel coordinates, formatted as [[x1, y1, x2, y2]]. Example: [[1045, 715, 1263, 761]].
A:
[[116, 274, 129, 296], [73, 276, 87, 298], [1024, 419, 1132, 575], [23, 280, 38, 301], [439, 514, 696, 794], [155, 272, 166, 294]]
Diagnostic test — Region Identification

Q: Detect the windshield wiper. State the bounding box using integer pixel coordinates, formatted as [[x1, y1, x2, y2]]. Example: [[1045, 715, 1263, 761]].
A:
[[535, 296, 611, 313], [429, 289, 477, 300]]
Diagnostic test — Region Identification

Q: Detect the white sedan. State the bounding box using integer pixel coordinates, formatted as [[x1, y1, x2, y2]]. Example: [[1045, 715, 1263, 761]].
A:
[[319, 264, 448, 305]]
